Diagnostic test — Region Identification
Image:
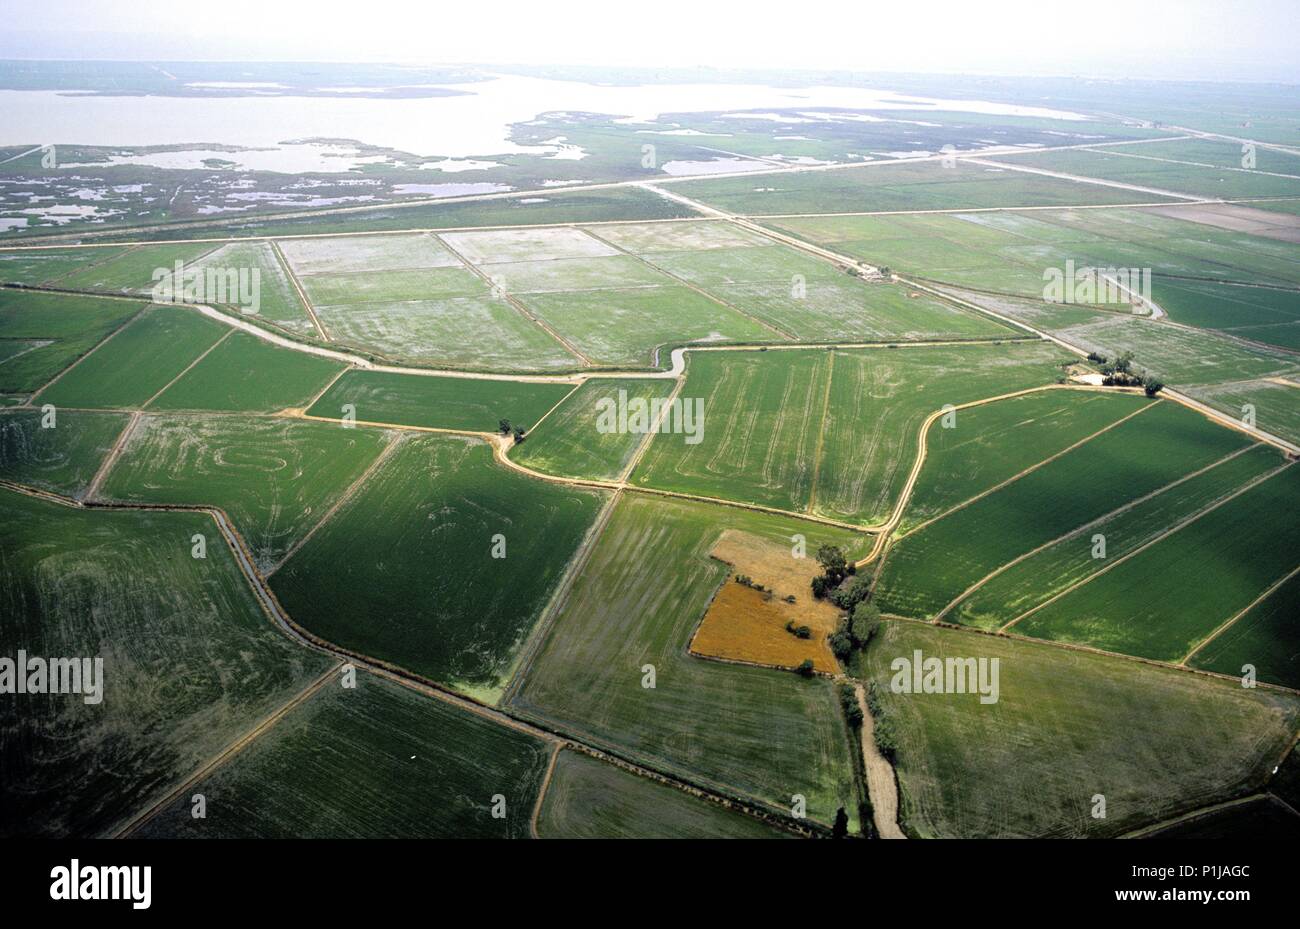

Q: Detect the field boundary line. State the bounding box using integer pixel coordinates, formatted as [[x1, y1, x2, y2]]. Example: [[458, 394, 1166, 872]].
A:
[[24, 302, 153, 404], [1180, 561, 1300, 666], [964, 157, 1206, 202], [139, 327, 232, 408], [806, 349, 836, 512], [521, 381, 582, 438], [895, 396, 1157, 547], [299, 362, 352, 412], [270, 239, 330, 340], [1000, 458, 1296, 631], [39, 243, 140, 286], [932, 442, 1264, 624], [618, 363, 688, 482], [749, 198, 1215, 219], [529, 740, 564, 838], [433, 232, 593, 365], [84, 410, 142, 502], [499, 489, 623, 705], [1079, 145, 1300, 181], [1116, 793, 1275, 839], [265, 431, 407, 577], [578, 225, 797, 340], [112, 664, 340, 838]]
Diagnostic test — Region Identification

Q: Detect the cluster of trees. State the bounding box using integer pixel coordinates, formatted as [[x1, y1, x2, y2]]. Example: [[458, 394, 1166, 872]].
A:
[[810, 544, 851, 598], [498, 419, 527, 442], [810, 545, 883, 664], [865, 681, 897, 761], [1091, 351, 1163, 396], [784, 621, 812, 639]]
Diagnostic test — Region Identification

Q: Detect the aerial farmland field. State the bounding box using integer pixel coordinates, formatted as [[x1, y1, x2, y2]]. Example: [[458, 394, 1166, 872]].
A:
[[134, 671, 551, 839], [270, 433, 606, 699], [3, 42, 1299, 867]]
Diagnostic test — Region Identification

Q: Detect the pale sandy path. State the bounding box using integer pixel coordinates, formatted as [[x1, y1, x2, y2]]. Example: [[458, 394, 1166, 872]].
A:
[[856, 684, 905, 839]]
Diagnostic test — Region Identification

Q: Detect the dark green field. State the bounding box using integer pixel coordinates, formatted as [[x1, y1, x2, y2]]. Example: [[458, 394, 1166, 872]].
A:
[[270, 433, 605, 699], [0, 408, 129, 497], [100, 414, 391, 570], [37, 305, 226, 409], [0, 488, 331, 838], [148, 331, 344, 413], [0, 290, 142, 394], [307, 369, 575, 432], [136, 672, 551, 839]]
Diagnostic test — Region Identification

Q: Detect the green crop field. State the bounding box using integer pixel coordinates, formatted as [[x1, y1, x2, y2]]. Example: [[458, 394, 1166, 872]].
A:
[[0, 488, 331, 838], [307, 369, 574, 432], [100, 414, 390, 570], [509, 377, 676, 480], [271, 433, 605, 699], [510, 493, 868, 828], [0, 246, 129, 285], [0, 408, 129, 497], [148, 331, 344, 412], [312, 296, 581, 370], [583, 229, 1013, 342], [955, 443, 1286, 629], [901, 390, 1149, 532], [135, 672, 551, 839], [1155, 279, 1300, 352], [519, 285, 775, 367], [997, 147, 1300, 200], [768, 207, 1300, 305], [875, 401, 1253, 620], [1014, 463, 1300, 662], [632, 342, 1072, 524], [1185, 379, 1300, 447], [187, 241, 314, 334], [56, 242, 222, 295], [0, 290, 142, 395], [1190, 568, 1300, 690], [673, 159, 1168, 215], [860, 621, 1300, 838], [535, 749, 790, 839], [37, 305, 226, 409]]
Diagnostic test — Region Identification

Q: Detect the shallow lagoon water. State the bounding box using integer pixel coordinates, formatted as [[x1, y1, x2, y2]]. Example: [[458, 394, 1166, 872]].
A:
[[0, 75, 1089, 173]]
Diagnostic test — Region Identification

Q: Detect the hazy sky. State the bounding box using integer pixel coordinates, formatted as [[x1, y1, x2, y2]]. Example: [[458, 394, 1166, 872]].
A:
[[3, 0, 1297, 83]]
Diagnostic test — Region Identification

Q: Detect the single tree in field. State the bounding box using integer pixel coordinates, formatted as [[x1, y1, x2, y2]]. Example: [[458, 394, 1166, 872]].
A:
[[498, 418, 512, 435], [1142, 376, 1164, 397], [795, 659, 816, 677], [512, 425, 526, 443]]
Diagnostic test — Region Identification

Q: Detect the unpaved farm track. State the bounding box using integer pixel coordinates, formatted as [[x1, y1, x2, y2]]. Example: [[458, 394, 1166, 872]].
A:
[[856, 684, 905, 839]]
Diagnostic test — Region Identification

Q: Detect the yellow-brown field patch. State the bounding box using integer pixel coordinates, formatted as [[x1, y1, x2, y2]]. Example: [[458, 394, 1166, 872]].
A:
[[689, 530, 840, 672]]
